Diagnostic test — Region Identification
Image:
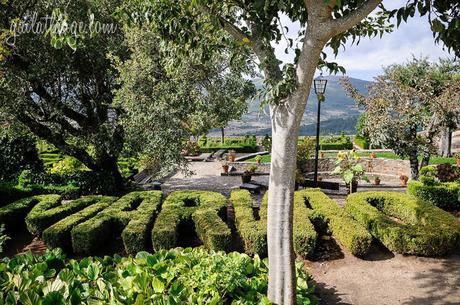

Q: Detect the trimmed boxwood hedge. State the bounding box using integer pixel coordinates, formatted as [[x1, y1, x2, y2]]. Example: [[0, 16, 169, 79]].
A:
[[0, 195, 61, 231], [25, 194, 98, 236], [407, 181, 460, 211], [345, 192, 460, 256], [296, 189, 372, 256], [42, 196, 117, 251], [230, 190, 317, 258], [71, 191, 163, 255], [152, 190, 231, 252]]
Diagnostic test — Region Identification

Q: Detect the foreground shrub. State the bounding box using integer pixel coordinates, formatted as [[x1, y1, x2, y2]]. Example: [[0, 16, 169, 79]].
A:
[[296, 189, 372, 256], [0, 248, 317, 305], [71, 191, 162, 255], [0, 195, 61, 231], [407, 181, 460, 211], [152, 190, 231, 252], [231, 190, 317, 258], [42, 196, 117, 251], [345, 192, 460, 256]]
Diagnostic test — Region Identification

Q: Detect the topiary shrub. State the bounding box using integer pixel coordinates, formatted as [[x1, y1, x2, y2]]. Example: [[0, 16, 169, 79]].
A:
[[152, 191, 231, 252], [407, 181, 460, 211], [296, 189, 372, 256], [25, 195, 100, 236], [71, 191, 162, 255], [345, 192, 460, 256], [230, 190, 317, 258], [42, 196, 117, 251], [0, 195, 61, 231]]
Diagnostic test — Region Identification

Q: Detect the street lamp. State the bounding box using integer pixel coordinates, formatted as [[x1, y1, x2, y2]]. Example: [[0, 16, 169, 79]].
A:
[[313, 74, 328, 185]]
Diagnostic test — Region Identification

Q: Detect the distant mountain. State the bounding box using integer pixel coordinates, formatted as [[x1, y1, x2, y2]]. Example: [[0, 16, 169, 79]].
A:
[[217, 75, 370, 136]]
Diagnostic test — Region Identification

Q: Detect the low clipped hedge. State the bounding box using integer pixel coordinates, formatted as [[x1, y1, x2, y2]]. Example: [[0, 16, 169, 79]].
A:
[[354, 136, 370, 149], [230, 190, 267, 256], [0, 183, 80, 207], [230, 190, 317, 258], [152, 190, 231, 252], [407, 181, 460, 211], [42, 196, 117, 251], [345, 192, 460, 256], [71, 191, 162, 255], [25, 195, 98, 236], [296, 189, 372, 256], [0, 195, 61, 231]]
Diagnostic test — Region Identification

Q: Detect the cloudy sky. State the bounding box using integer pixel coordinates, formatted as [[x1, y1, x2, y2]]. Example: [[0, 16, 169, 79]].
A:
[[273, 1, 454, 81]]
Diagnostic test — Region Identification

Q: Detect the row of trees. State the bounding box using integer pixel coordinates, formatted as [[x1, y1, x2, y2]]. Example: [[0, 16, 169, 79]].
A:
[[0, 0, 254, 186], [344, 58, 460, 179]]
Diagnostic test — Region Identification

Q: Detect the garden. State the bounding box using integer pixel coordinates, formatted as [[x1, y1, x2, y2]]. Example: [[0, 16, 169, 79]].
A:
[[1, 0, 460, 305]]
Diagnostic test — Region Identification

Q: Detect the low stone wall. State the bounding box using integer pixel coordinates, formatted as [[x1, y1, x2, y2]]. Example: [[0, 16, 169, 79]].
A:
[[230, 157, 410, 182]]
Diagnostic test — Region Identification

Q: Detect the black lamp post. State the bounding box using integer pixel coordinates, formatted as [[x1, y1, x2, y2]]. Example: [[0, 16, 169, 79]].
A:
[[313, 74, 328, 184]]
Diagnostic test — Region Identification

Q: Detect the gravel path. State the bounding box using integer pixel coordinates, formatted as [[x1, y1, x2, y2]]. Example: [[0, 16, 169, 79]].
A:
[[162, 161, 460, 305]]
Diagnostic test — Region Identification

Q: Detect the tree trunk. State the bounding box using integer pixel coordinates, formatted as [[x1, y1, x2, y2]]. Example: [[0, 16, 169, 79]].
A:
[[408, 150, 419, 180], [266, 33, 325, 304], [221, 127, 225, 144], [267, 106, 299, 305], [95, 155, 125, 191], [440, 128, 452, 157]]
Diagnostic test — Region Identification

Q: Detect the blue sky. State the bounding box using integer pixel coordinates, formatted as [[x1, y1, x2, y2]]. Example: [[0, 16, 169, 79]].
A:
[[273, 1, 454, 81]]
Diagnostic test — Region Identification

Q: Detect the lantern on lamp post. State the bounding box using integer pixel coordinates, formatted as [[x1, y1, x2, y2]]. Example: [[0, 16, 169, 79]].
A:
[[313, 74, 328, 184]]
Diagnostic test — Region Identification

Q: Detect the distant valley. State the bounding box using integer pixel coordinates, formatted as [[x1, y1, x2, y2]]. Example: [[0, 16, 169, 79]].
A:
[[212, 75, 371, 136]]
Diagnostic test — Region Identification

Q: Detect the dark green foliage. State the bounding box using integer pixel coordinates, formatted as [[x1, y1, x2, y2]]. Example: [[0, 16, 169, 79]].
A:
[[230, 190, 317, 258], [345, 192, 460, 256], [0, 182, 34, 206], [0, 195, 60, 231], [152, 191, 231, 252], [0, 248, 317, 304], [25, 194, 99, 236], [71, 191, 162, 255], [407, 181, 460, 211], [295, 189, 372, 256], [42, 196, 116, 251], [0, 134, 43, 182]]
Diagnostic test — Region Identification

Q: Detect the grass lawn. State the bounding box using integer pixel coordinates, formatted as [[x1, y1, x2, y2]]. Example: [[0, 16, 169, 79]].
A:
[[246, 152, 455, 165]]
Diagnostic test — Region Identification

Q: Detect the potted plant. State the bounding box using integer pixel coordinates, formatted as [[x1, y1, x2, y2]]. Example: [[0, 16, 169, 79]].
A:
[[370, 152, 377, 158], [242, 165, 257, 183], [455, 152, 460, 167], [254, 155, 262, 164], [373, 176, 381, 185], [399, 174, 409, 186], [229, 150, 236, 162], [332, 151, 369, 194], [221, 160, 229, 174]]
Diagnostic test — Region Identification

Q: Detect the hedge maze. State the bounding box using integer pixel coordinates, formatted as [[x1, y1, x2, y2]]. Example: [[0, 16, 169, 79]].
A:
[[151, 191, 231, 252], [71, 191, 162, 255], [230, 189, 317, 258], [345, 192, 460, 256], [2, 188, 459, 258]]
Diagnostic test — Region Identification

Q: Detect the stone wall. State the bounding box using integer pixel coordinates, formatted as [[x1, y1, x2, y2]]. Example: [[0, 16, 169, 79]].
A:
[[230, 157, 410, 181]]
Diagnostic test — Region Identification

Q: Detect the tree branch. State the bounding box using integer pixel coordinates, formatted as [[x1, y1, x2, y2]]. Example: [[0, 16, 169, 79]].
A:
[[330, 0, 383, 35]]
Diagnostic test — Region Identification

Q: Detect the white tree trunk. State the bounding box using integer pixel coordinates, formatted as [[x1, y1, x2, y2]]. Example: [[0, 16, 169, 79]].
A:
[[267, 34, 324, 305]]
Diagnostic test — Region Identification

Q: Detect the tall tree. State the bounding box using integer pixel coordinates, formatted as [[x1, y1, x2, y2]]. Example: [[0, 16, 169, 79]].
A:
[[42, 0, 460, 303], [114, 25, 255, 177], [342, 58, 460, 179], [0, 0, 126, 188]]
